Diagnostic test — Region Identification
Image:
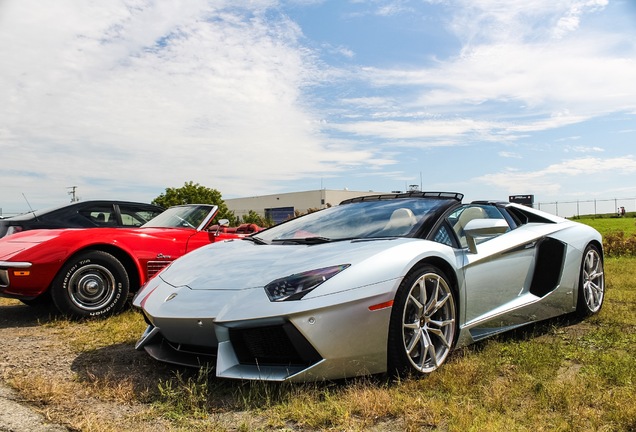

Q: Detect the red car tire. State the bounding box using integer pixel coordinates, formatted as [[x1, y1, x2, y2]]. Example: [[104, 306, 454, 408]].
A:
[[51, 250, 130, 318]]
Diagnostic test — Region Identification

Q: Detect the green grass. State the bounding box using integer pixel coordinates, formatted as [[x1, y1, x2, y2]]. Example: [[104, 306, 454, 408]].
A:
[[573, 214, 636, 236], [574, 216, 636, 256]]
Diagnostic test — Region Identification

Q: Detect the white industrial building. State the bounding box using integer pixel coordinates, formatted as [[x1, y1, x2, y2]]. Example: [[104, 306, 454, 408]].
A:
[[226, 189, 388, 224]]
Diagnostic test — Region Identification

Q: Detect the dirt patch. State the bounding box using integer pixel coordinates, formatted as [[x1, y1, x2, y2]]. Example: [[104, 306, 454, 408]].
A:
[[0, 300, 282, 431], [0, 302, 179, 431]]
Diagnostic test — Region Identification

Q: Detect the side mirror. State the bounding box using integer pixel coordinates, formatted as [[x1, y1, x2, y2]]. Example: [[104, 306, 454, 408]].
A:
[[214, 219, 230, 235], [463, 219, 509, 254]]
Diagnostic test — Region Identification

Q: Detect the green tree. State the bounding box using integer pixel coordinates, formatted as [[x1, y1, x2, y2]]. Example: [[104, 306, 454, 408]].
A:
[[241, 210, 273, 227], [152, 181, 237, 224]]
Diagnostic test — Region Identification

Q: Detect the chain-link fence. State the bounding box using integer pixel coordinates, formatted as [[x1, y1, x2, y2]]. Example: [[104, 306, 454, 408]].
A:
[[536, 197, 636, 218]]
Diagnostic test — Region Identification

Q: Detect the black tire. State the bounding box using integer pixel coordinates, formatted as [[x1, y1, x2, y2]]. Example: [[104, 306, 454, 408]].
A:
[[51, 250, 129, 318], [387, 264, 457, 379], [576, 244, 604, 318]]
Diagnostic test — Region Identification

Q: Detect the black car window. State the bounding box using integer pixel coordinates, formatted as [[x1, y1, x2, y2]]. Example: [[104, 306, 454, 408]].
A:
[[78, 206, 116, 226]]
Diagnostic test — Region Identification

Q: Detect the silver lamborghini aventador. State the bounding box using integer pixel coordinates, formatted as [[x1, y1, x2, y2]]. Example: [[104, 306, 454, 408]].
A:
[[133, 192, 604, 382]]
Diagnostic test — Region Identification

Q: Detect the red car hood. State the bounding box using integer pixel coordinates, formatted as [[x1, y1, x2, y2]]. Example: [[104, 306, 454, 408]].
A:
[[0, 227, 198, 262], [0, 230, 64, 261]]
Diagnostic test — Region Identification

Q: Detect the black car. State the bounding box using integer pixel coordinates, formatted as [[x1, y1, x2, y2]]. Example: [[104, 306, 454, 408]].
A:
[[0, 200, 164, 238]]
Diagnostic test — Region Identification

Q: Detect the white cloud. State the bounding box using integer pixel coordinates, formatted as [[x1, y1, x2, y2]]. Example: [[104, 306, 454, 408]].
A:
[[499, 151, 522, 159], [327, 118, 504, 144], [564, 145, 604, 153], [330, 0, 635, 153], [0, 0, 383, 210], [476, 156, 636, 196]]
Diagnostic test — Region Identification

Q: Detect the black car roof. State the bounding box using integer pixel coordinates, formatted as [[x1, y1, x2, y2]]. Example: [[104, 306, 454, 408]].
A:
[[5, 200, 162, 221], [340, 191, 464, 205]]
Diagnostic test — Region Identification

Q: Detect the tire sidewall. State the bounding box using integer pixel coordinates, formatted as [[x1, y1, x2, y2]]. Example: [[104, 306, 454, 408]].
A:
[[51, 251, 129, 318]]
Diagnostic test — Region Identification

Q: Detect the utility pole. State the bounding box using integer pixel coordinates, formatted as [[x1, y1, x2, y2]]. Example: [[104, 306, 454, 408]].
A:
[[67, 186, 79, 202]]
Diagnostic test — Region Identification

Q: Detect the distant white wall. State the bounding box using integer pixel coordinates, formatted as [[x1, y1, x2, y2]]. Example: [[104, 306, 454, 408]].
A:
[[226, 189, 386, 219]]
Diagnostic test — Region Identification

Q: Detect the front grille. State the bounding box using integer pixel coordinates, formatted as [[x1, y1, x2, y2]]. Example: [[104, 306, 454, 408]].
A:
[[230, 323, 322, 367], [147, 260, 171, 278]]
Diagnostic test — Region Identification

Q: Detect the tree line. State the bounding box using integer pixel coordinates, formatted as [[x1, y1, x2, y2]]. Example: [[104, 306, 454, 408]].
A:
[[151, 181, 273, 227]]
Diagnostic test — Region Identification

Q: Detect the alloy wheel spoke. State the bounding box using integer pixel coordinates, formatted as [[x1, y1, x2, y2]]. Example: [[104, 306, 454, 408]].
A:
[[404, 322, 420, 330], [408, 293, 424, 313], [423, 332, 438, 368], [427, 327, 451, 349], [429, 318, 455, 329], [406, 329, 423, 356], [417, 278, 428, 306], [425, 292, 449, 320], [423, 277, 439, 314]]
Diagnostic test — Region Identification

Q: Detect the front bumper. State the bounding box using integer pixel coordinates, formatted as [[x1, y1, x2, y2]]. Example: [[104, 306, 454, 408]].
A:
[[135, 277, 399, 381], [0, 261, 40, 299]]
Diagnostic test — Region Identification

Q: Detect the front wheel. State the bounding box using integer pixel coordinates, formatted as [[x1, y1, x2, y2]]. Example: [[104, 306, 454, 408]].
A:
[[51, 251, 130, 318], [576, 244, 604, 318], [387, 264, 457, 378]]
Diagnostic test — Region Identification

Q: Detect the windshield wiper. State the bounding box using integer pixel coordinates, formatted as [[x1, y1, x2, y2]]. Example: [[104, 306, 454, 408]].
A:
[[242, 236, 267, 245], [272, 236, 332, 244]]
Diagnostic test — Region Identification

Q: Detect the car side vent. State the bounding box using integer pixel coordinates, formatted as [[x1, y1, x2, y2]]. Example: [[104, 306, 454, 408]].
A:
[[147, 261, 171, 278], [529, 238, 566, 298], [229, 323, 322, 367]]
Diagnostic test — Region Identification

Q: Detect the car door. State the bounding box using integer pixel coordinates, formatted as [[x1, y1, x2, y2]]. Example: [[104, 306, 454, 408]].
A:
[[449, 204, 544, 329]]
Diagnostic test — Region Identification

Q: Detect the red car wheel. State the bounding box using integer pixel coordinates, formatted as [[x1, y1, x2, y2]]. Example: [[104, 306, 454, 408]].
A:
[[51, 250, 130, 318]]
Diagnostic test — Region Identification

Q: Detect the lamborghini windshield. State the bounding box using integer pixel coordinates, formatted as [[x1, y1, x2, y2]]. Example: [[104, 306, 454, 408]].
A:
[[254, 197, 453, 244]]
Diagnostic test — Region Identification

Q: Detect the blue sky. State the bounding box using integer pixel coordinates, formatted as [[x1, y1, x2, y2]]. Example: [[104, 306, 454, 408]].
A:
[[1, 0, 635, 215]]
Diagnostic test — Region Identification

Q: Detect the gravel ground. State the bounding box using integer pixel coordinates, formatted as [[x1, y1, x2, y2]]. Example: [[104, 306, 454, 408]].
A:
[[0, 300, 256, 431], [0, 302, 72, 431], [0, 383, 68, 432]]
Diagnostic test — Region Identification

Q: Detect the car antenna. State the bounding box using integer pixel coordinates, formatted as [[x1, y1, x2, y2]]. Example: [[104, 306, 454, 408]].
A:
[[22, 193, 39, 221]]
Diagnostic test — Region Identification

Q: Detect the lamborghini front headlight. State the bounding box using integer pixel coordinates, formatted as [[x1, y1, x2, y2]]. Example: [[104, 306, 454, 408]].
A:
[[264, 264, 350, 302]]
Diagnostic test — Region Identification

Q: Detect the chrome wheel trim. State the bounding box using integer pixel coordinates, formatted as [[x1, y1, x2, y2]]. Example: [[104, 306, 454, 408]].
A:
[[67, 263, 117, 311], [582, 248, 604, 313], [401, 272, 456, 373]]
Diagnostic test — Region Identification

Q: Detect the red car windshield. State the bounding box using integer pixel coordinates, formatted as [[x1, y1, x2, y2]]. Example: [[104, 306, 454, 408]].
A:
[[142, 205, 217, 229]]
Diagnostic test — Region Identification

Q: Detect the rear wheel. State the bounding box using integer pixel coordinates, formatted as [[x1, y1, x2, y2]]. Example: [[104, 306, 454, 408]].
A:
[[388, 264, 457, 378], [51, 251, 129, 318], [576, 244, 604, 318]]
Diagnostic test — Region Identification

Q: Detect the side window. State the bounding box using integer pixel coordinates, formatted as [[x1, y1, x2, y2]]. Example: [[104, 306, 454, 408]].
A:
[[432, 224, 454, 247], [78, 206, 116, 226], [118, 205, 162, 227], [450, 205, 508, 248]]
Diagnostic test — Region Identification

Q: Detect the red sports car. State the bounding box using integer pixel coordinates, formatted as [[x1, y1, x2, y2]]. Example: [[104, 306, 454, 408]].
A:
[[0, 204, 260, 318]]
